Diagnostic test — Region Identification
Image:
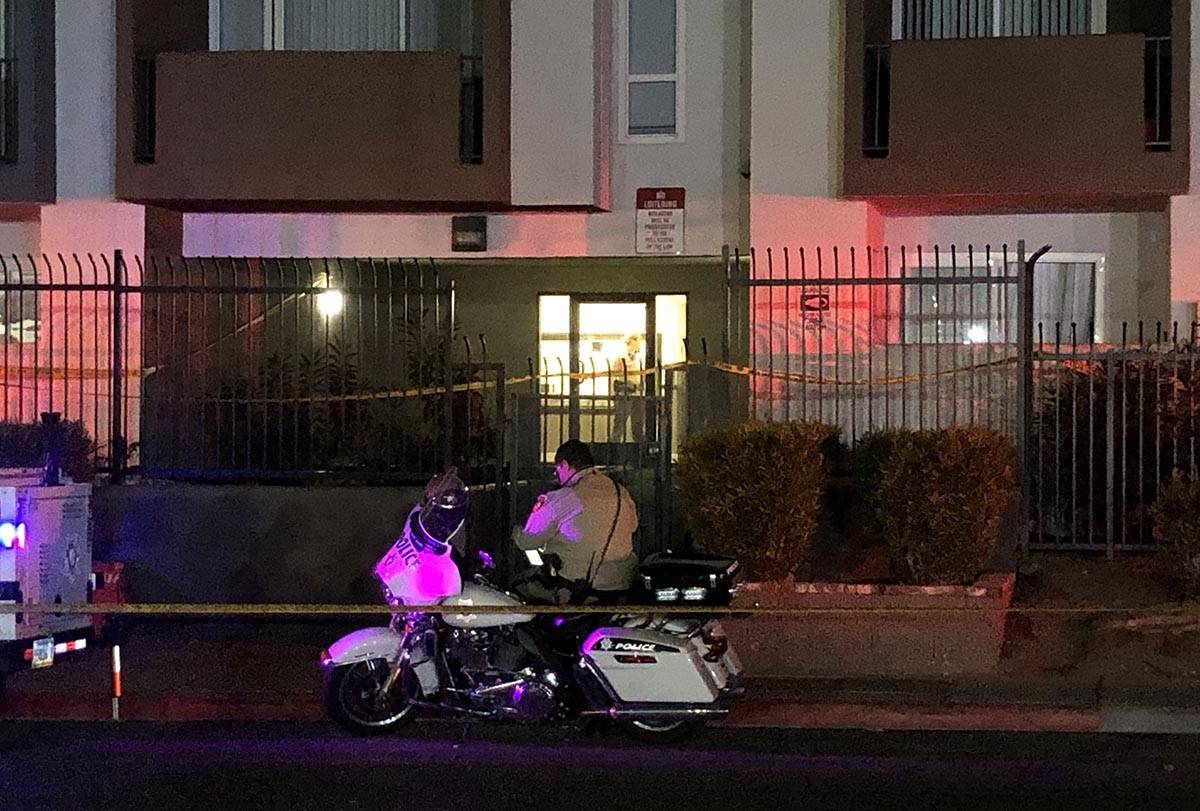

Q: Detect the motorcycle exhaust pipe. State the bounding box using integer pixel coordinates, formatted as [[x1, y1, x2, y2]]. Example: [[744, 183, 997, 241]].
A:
[[581, 706, 729, 719]]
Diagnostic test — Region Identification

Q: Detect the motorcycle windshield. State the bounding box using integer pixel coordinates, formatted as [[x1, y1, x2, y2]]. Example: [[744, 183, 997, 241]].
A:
[[417, 470, 469, 550], [375, 529, 463, 604]]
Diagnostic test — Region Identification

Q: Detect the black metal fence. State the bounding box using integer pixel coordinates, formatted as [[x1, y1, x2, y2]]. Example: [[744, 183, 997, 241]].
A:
[[727, 245, 1030, 446], [8, 247, 1200, 558], [1032, 323, 1200, 555], [0, 253, 495, 483], [1, 253, 130, 473]]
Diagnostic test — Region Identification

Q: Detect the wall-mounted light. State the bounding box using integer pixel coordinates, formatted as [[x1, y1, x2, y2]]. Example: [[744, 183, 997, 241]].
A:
[[452, 216, 487, 252], [317, 289, 345, 318]]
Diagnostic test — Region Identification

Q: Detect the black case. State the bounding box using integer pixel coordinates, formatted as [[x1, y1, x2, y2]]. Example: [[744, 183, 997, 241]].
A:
[[634, 551, 742, 606]]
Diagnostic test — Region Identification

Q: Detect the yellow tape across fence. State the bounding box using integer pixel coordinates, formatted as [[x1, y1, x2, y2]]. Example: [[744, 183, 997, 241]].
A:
[[2, 601, 1197, 618], [3, 356, 1020, 406]]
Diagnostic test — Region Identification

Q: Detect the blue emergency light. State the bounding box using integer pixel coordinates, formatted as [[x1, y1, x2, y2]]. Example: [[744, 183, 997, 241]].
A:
[[0, 521, 25, 550]]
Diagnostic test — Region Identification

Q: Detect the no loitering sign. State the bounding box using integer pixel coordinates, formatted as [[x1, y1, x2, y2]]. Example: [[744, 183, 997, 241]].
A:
[[635, 187, 685, 255]]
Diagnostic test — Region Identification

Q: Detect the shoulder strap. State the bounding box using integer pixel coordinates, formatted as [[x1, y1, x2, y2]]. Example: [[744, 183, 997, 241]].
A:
[[585, 476, 624, 587]]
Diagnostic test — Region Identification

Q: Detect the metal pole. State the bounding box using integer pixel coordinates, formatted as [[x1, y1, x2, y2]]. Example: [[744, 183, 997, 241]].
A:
[[1105, 349, 1116, 560], [444, 276, 455, 470], [111, 250, 127, 483], [1017, 241, 1051, 565], [721, 245, 732, 363]]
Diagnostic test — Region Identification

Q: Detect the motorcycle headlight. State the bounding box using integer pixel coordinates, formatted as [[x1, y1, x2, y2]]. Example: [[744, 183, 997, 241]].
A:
[[381, 582, 402, 607]]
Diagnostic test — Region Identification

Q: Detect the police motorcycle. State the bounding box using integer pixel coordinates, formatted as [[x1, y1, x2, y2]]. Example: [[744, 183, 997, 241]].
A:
[[319, 470, 743, 742]]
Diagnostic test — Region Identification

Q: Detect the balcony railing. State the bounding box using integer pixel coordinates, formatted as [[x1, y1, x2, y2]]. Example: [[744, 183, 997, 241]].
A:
[[0, 58, 15, 164], [897, 0, 1093, 40], [133, 56, 156, 164], [863, 45, 890, 158], [459, 55, 483, 165], [1145, 36, 1171, 151]]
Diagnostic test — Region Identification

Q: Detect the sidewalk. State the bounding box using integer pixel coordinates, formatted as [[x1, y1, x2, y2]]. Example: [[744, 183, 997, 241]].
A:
[[3, 555, 1198, 733], [6, 673, 1200, 733], [4, 622, 1198, 733]]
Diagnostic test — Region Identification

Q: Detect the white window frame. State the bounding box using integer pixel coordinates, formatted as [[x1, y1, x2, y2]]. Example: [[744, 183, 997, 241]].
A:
[[617, 0, 685, 144], [891, 0, 1107, 40]]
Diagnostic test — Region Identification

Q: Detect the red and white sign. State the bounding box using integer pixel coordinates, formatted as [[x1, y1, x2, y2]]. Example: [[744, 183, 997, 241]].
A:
[[635, 187, 685, 255]]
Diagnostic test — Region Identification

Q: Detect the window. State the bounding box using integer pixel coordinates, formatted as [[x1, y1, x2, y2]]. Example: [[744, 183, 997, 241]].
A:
[[208, 0, 480, 54], [892, 0, 1106, 40], [900, 256, 1098, 344], [618, 0, 684, 142], [1, 263, 38, 345]]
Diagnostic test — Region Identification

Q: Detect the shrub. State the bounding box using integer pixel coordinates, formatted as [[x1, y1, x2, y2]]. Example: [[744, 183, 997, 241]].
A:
[[1152, 475, 1200, 598], [851, 428, 917, 540], [879, 426, 1015, 585], [676, 421, 839, 581], [0, 420, 96, 482]]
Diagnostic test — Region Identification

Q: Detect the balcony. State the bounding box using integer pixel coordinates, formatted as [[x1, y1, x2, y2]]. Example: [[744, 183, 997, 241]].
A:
[[844, 0, 1189, 213], [0, 0, 56, 204], [115, 0, 510, 210]]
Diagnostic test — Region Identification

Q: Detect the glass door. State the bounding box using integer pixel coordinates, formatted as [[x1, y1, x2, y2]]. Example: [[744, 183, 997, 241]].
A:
[[536, 293, 687, 463], [572, 298, 652, 450]]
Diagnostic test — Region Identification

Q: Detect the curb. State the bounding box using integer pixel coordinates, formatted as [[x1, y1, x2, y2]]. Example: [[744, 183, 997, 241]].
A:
[[0, 693, 322, 722], [724, 699, 1099, 733], [3, 692, 1106, 732]]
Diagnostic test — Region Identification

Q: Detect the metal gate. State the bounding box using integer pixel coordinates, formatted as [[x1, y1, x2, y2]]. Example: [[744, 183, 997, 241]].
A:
[[726, 244, 1032, 444]]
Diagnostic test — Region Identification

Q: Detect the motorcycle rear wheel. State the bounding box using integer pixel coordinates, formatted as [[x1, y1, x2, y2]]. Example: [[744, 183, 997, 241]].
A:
[[617, 717, 705, 744], [323, 659, 417, 735]]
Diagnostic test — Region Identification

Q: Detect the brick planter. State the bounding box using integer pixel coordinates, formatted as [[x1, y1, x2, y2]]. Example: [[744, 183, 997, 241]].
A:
[[725, 573, 1015, 678]]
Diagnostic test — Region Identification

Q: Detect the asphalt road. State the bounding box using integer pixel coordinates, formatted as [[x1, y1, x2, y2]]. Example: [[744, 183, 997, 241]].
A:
[[1, 722, 1197, 810]]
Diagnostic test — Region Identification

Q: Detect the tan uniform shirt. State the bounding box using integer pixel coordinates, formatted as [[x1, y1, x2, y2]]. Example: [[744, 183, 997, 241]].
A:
[[516, 469, 639, 591]]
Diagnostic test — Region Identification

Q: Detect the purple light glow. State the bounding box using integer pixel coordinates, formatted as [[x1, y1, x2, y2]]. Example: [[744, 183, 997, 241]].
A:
[[0, 521, 25, 550], [553, 617, 565, 627]]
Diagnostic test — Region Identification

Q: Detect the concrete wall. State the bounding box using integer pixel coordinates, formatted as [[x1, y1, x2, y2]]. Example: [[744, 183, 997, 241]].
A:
[[1168, 0, 1200, 309], [885, 211, 1172, 340], [748, 0, 880, 250], [510, 0, 600, 206], [92, 484, 424, 604], [55, 0, 116, 200], [0, 219, 40, 255]]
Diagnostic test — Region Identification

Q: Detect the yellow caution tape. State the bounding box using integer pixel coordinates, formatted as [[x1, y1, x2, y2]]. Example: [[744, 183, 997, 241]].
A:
[[1, 355, 1020, 406], [1, 602, 1194, 617]]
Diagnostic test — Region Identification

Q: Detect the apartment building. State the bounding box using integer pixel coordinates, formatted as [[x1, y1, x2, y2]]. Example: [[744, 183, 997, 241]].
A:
[[2, 0, 1200, 429]]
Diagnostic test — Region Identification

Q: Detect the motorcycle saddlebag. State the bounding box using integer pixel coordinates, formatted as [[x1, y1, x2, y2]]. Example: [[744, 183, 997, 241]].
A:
[[633, 551, 741, 606]]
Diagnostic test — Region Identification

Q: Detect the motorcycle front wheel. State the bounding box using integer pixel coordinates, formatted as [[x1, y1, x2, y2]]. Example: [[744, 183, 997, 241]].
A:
[[322, 659, 417, 735]]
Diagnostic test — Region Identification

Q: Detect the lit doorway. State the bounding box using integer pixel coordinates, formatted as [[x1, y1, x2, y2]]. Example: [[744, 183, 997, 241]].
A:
[[537, 294, 687, 461]]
